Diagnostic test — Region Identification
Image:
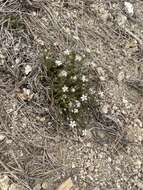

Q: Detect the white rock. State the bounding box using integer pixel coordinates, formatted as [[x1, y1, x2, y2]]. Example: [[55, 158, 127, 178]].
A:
[[0, 134, 5, 141], [135, 160, 142, 168], [25, 65, 32, 75], [118, 71, 125, 82], [0, 175, 10, 190], [124, 2, 134, 16], [23, 88, 31, 96], [42, 181, 48, 189]]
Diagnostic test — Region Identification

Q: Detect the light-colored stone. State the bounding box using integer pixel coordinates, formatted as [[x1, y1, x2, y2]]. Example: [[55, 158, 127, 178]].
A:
[[0, 134, 5, 141], [56, 178, 74, 190], [42, 181, 49, 189], [25, 65, 32, 75], [124, 2, 134, 16], [0, 175, 10, 190]]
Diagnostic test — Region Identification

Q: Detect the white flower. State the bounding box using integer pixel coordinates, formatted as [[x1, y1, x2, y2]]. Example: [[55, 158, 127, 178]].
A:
[[81, 94, 87, 102], [64, 49, 70, 55], [82, 129, 87, 136], [73, 108, 78, 113], [55, 60, 62, 66], [81, 75, 88, 82], [75, 100, 81, 108], [59, 70, 67, 77], [25, 65, 32, 75], [69, 120, 76, 128], [72, 76, 77, 80], [15, 58, 20, 64], [75, 54, 82, 62], [71, 88, 75, 92], [62, 85, 68, 92]]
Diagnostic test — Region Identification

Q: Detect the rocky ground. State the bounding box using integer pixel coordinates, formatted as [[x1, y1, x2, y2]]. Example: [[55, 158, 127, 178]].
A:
[[0, 0, 143, 190]]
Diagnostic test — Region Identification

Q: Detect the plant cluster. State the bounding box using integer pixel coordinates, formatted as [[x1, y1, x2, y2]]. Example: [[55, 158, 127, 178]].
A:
[[42, 49, 97, 128]]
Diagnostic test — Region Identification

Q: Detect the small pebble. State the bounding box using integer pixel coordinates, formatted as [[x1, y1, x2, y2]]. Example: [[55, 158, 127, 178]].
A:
[[42, 181, 49, 189], [0, 175, 10, 190], [0, 134, 5, 141], [25, 65, 32, 75], [124, 2, 134, 16]]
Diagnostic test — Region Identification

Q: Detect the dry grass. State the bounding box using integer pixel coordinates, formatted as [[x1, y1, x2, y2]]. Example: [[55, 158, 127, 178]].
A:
[[0, 0, 143, 189]]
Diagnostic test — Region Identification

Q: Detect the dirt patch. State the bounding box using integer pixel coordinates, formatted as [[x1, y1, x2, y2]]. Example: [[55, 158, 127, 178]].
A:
[[0, 1, 143, 190]]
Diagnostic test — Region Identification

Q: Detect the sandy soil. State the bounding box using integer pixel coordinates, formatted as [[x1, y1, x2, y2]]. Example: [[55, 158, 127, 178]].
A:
[[0, 1, 143, 190]]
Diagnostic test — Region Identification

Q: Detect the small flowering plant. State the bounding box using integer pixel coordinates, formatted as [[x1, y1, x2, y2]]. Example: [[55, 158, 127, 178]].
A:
[[41, 49, 98, 128]]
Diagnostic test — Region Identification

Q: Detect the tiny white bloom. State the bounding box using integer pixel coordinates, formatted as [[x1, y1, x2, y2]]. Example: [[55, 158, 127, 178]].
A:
[[73, 108, 78, 113], [75, 54, 82, 62], [81, 94, 87, 102], [55, 60, 62, 66], [45, 56, 49, 60], [15, 58, 20, 64], [64, 49, 70, 55], [75, 100, 81, 108], [69, 120, 76, 128], [62, 85, 68, 92], [72, 76, 77, 80], [82, 75, 88, 82], [0, 53, 5, 59], [59, 70, 67, 77], [25, 65, 32, 75], [71, 88, 75, 92]]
